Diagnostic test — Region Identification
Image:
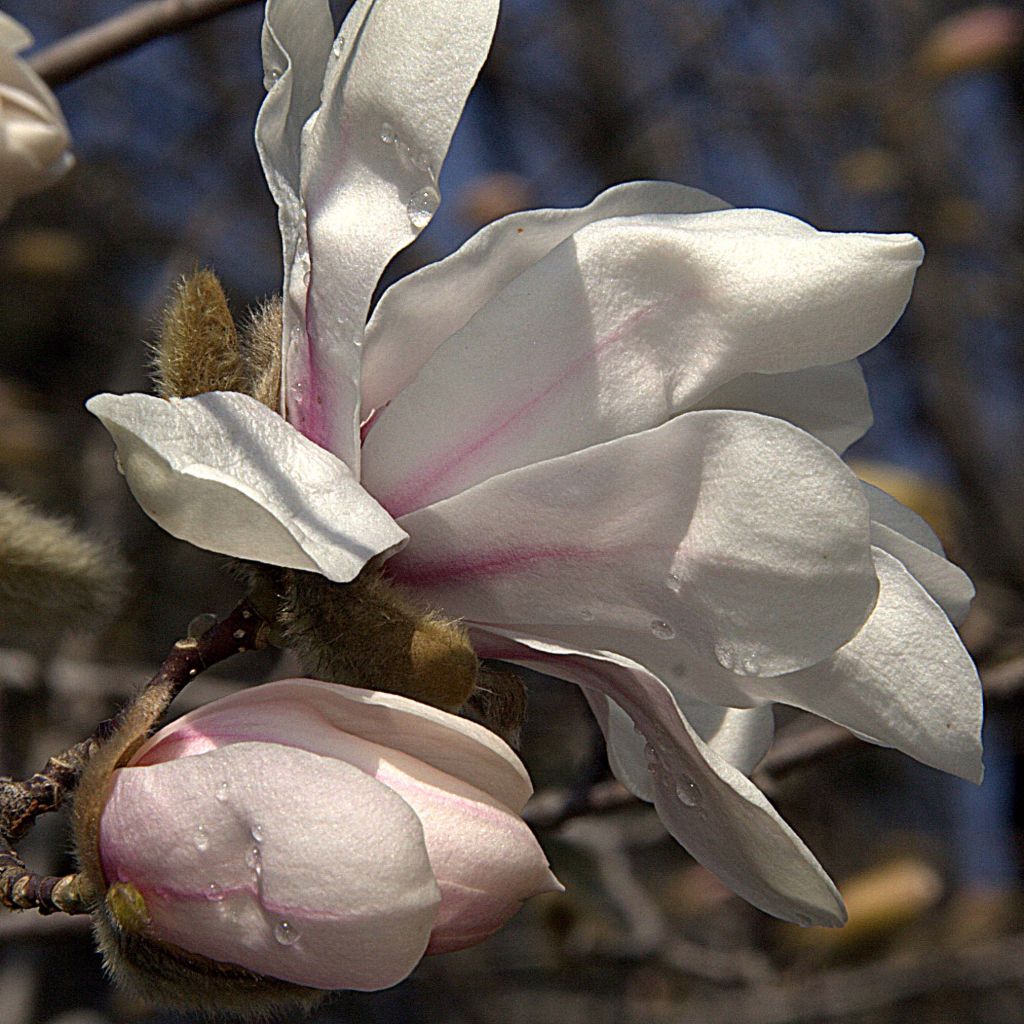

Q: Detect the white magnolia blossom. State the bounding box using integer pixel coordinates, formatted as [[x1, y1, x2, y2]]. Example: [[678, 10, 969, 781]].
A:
[[100, 679, 560, 990], [0, 13, 72, 219], [88, 0, 982, 929]]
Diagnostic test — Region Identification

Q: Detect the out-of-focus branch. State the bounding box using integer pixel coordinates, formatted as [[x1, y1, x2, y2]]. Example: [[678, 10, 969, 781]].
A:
[[29, 0, 259, 88]]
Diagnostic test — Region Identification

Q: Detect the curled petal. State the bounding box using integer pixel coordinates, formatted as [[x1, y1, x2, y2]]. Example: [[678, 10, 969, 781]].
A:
[[474, 628, 846, 927], [760, 548, 983, 782], [862, 482, 974, 624], [134, 678, 533, 814], [266, 0, 499, 466], [388, 410, 877, 678], [361, 180, 729, 413], [101, 742, 440, 991], [586, 692, 773, 802], [87, 392, 405, 582], [362, 210, 922, 514]]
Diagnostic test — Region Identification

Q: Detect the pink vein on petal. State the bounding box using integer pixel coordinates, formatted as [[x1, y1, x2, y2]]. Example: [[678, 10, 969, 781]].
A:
[[389, 544, 601, 589], [379, 302, 664, 517]]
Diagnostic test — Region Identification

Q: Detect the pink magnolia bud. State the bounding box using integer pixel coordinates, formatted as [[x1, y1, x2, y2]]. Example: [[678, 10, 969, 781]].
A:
[[94, 679, 560, 994], [0, 14, 73, 219]]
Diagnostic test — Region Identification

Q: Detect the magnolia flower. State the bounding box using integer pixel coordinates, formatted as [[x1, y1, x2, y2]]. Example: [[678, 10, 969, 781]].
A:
[[93, 678, 559, 992], [88, 0, 982, 928], [0, 13, 72, 219]]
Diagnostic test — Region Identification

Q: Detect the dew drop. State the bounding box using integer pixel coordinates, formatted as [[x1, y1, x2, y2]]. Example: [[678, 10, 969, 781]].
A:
[[406, 186, 440, 229], [579, 609, 595, 622], [331, 35, 345, 57], [263, 65, 283, 90], [644, 743, 659, 774], [187, 613, 217, 639], [113, 450, 125, 476], [665, 571, 682, 593], [674, 776, 702, 808], [215, 780, 229, 803], [206, 882, 224, 903], [245, 846, 262, 872], [302, 268, 311, 287], [274, 920, 300, 945], [194, 825, 209, 852], [650, 619, 676, 640], [251, 823, 265, 843], [379, 121, 396, 145]]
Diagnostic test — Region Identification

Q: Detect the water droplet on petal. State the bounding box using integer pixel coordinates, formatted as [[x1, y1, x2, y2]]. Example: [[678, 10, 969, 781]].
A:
[[194, 825, 209, 852], [263, 65, 283, 90], [665, 572, 682, 593], [251, 823, 265, 843], [245, 846, 262, 874], [331, 35, 345, 57], [206, 882, 224, 902], [274, 920, 300, 945], [650, 619, 676, 640], [113, 450, 125, 476], [379, 121, 396, 145], [674, 776, 702, 808], [579, 609, 594, 622], [302, 268, 311, 287], [215, 780, 229, 802], [644, 743, 659, 774], [406, 186, 440, 229]]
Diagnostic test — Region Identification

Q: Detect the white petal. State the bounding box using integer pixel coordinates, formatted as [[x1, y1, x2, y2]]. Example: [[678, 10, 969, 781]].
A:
[[0, 13, 33, 51], [86, 391, 405, 582], [473, 628, 845, 927], [690, 361, 872, 453], [678, 700, 775, 775], [362, 210, 922, 514], [762, 548, 983, 782], [388, 410, 877, 678], [0, 21, 73, 214], [587, 692, 773, 801], [101, 742, 440, 990], [255, 0, 334, 425], [269, 0, 498, 468], [134, 678, 533, 814], [863, 482, 974, 623], [361, 180, 729, 412]]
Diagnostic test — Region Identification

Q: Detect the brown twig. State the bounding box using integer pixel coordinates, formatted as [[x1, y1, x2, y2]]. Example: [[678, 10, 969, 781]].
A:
[[0, 599, 267, 916], [28, 0, 259, 88]]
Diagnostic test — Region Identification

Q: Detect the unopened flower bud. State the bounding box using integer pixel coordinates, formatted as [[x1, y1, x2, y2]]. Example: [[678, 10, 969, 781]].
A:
[[74, 679, 559, 1016], [1, 14, 73, 220]]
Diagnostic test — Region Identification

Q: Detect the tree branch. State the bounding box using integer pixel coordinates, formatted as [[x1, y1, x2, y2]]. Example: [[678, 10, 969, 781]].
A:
[[28, 0, 259, 88], [0, 598, 268, 916]]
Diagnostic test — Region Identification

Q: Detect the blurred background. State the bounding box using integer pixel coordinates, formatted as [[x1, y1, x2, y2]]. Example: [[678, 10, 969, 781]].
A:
[[2, 1, 1024, 1021]]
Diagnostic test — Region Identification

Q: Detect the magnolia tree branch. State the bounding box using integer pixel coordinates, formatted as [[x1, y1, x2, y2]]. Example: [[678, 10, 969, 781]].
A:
[[29, 0, 259, 87], [0, 598, 268, 916]]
